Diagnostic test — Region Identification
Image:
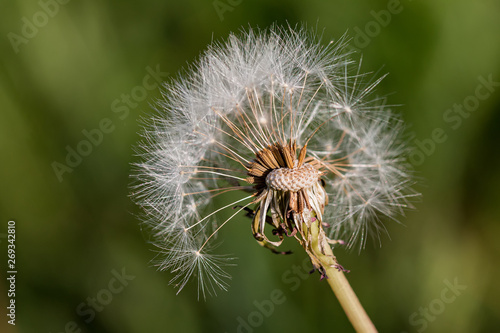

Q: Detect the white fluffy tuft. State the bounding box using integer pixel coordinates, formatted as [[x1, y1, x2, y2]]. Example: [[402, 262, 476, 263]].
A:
[[131, 25, 418, 296]]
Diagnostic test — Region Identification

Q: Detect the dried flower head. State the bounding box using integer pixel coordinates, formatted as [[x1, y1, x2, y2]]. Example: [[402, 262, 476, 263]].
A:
[[132, 25, 417, 298]]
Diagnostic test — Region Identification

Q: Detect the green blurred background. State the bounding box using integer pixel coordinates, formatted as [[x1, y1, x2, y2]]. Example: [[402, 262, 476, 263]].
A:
[[1, 0, 499, 332]]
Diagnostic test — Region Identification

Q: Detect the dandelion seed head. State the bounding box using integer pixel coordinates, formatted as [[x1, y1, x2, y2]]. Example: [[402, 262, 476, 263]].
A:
[[131, 24, 418, 296]]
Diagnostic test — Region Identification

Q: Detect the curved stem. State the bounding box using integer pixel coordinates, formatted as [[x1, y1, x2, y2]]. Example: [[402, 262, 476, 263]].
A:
[[310, 223, 377, 333]]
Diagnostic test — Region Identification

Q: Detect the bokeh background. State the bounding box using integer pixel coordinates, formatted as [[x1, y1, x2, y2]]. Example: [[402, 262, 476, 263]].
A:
[[1, 0, 500, 332]]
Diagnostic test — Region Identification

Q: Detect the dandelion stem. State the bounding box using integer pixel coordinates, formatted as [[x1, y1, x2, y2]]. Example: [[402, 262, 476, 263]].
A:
[[310, 223, 377, 333]]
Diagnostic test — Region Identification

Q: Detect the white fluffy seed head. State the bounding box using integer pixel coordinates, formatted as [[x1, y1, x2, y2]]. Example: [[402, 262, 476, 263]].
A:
[[131, 24, 418, 297]]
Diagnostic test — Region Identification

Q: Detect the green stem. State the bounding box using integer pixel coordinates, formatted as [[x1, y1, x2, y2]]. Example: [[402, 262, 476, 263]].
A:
[[310, 223, 377, 333]]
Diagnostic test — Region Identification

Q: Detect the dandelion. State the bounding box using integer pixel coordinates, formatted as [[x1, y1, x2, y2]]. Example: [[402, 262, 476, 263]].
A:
[[132, 25, 418, 331]]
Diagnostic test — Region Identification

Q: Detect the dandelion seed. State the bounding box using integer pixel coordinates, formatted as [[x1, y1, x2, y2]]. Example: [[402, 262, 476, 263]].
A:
[[131, 25, 418, 299]]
